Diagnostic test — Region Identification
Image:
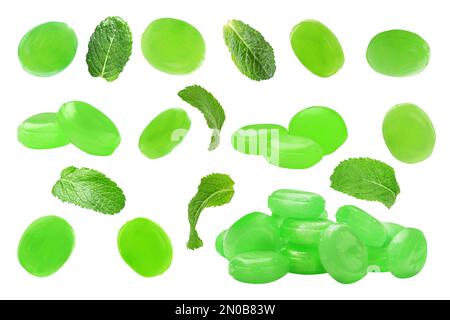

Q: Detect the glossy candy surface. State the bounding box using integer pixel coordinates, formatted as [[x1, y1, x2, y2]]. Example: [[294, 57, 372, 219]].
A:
[[18, 113, 69, 149], [383, 103, 435, 164], [57, 101, 121, 156], [215, 230, 228, 258], [281, 219, 333, 247], [282, 246, 325, 275], [18, 22, 78, 77], [289, 107, 348, 155], [118, 218, 173, 278], [141, 18, 205, 75], [290, 20, 345, 77], [269, 190, 326, 220], [139, 108, 191, 159], [229, 251, 289, 284], [367, 30, 430, 77], [232, 124, 288, 156], [18, 216, 75, 277]]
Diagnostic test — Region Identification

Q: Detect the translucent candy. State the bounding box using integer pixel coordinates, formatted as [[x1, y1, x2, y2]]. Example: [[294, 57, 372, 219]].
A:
[[231, 124, 288, 156], [282, 246, 325, 275], [139, 108, 191, 159], [280, 219, 333, 247], [229, 251, 289, 284], [18, 216, 75, 277], [269, 190, 326, 220], [18, 113, 69, 149], [215, 230, 228, 258]]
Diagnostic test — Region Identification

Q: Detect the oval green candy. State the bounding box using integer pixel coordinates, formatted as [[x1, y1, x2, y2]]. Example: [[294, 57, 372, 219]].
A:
[[319, 224, 368, 284], [290, 20, 345, 77], [18, 113, 70, 149], [383, 103, 436, 164], [139, 108, 191, 159], [367, 29, 430, 77], [232, 124, 288, 156], [57, 101, 121, 156], [229, 251, 289, 284], [18, 22, 78, 77], [269, 189, 326, 220], [289, 107, 348, 155], [118, 218, 173, 278], [223, 212, 282, 260], [264, 135, 323, 169], [281, 219, 333, 247], [18, 216, 75, 277], [388, 228, 427, 279], [141, 18, 205, 75], [215, 230, 228, 258], [282, 246, 326, 275], [336, 205, 388, 247]]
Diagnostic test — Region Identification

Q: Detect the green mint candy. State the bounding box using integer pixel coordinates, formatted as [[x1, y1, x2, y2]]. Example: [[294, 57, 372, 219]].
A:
[[232, 124, 288, 156], [18, 22, 78, 77], [229, 251, 289, 284], [141, 18, 205, 75], [282, 246, 326, 275], [18, 113, 70, 149], [319, 224, 368, 284], [289, 107, 348, 155], [118, 218, 173, 278], [264, 135, 323, 169], [383, 103, 435, 164], [367, 30, 430, 77], [139, 108, 191, 159], [57, 101, 121, 156], [290, 20, 345, 77], [268, 190, 326, 220], [336, 205, 388, 247], [388, 228, 427, 279], [215, 230, 228, 258], [18, 216, 75, 277], [280, 219, 333, 247], [223, 212, 282, 260]]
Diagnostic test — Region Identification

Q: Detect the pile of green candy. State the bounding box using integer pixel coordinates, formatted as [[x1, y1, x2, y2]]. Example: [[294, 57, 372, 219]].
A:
[[216, 189, 427, 285]]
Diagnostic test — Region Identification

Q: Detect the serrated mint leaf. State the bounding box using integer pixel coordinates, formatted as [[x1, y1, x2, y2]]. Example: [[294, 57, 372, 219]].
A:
[[187, 173, 235, 250], [178, 85, 226, 151], [223, 19, 276, 81], [330, 158, 400, 209], [52, 166, 126, 215], [86, 16, 132, 82]]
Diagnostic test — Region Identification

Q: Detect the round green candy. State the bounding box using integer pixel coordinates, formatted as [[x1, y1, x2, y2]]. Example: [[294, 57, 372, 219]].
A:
[[388, 228, 427, 279], [229, 251, 289, 284], [232, 124, 288, 156], [141, 18, 205, 75], [18, 216, 75, 277], [282, 246, 326, 275], [290, 20, 345, 77], [319, 224, 368, 284], [223, 212, 282, 260], [139, 108, 191, 159], [336, 205, 388, 247], [281, 219, 333, 247], [18, 113, 70, 149], [383, 103, 435, 164], [118, 218, 173, 278], [367, 30, 430, 77], [289, 107, 348, 155], [18, 22, 78, 77], [57, 101, 121, 156], [264, 135, 323, 169], [268, 189, 326, 220], [384, 222, 405, 240], [215, 230, 228, 258], [367, 247, 389, 273]]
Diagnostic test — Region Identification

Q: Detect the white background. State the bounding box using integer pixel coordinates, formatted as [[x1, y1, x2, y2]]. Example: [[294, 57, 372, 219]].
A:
[[0, 0, 448, 300]]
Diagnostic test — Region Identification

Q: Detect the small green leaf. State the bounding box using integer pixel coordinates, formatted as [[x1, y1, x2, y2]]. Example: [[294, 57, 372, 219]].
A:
[[178, 85, 226, 151], [188, 174, 235, 250], [52, 166, 126, 215], [223, 19, 276, 81], [86, 16, 133, 82], [330, 158, 401, 208]]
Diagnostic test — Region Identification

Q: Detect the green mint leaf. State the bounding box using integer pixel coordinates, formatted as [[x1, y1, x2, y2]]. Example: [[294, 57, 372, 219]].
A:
[[86, 16, 133, 82], [52, 166, 126, 215], [330, 158, 401, 209], [187, 173, 235, 250], [223, 19, 276, 81], [178, 85, 226, 151]]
